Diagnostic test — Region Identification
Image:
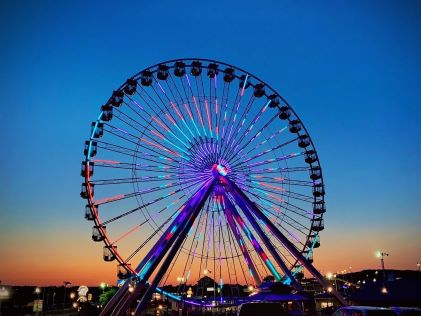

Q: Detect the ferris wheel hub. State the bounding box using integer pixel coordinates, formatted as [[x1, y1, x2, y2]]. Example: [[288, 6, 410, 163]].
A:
[[211, 163, 228, 177]]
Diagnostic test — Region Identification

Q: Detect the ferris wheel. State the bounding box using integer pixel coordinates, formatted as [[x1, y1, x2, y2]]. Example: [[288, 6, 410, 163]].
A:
[[81, 58, 345, 315]]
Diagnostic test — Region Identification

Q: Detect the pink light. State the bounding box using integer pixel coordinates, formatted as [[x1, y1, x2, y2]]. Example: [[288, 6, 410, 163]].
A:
[[205, 100, 212, 133], [91, 159, 120, 165], [111, 224, 143, 245], [261, 252, 268, 261], [183, 103, 193, 120], [170, 102, 184, 120], [192, 96, 204, 126], [140, 138, 179, 156], [165, 113, 176, 125], [258, 182, 285, 192], [151, 116, 170, 132], [94, 194, 125, 205], [268, 194, 285, 203], [151, 130, 165, 139]]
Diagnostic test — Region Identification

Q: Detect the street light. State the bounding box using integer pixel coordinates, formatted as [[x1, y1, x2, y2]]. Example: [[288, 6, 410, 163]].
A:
[[128, 285, 134, 293], [63, 281, 71, 308], [176, 276, 185, 284], [100, 282, 107, 293], [0, 286, 11, 314], [375, 251, 389, 270], [326, 272, 333, 280]]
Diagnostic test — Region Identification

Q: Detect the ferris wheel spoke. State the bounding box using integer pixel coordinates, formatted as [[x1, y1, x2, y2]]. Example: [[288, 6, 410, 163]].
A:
[[247, 183, 314, 204], [150, 76, 194, 139], [109, 219, 150, 245], [99, 176, 208, 225], [104, 124, 187, 161], [232, 139, 300, 170], [162, 79, 198, 140], [247, 166, 310, 174], [114, 103, 191, 153], [91, 176, 205, 207], [89, 174, 179, 185], [248, 187, 313, 218], [184, 74, 209, 137], [219, 95, 246, 158], [223, 97, 270, 161], [237, 187, 311, 234], [168, 74, 203, 137], [232, 152, 303, 173], [95, 140, 185, 169], [124, 206, 184, 263], [220, 87, 255, 158], [225, 114, 282, 165], [227, 93, 259, 151], [250, 175, 314, 187]]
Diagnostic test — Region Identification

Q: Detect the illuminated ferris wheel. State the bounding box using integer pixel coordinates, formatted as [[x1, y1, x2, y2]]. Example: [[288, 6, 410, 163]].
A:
[[81, 58, 344, 314]]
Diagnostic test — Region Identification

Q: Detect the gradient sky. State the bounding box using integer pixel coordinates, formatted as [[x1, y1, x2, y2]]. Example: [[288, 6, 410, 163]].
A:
[[0, 0, 420, 286]]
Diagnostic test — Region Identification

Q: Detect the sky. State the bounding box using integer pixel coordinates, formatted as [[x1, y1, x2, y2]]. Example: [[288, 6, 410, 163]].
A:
[[0, 0, 420, 286]]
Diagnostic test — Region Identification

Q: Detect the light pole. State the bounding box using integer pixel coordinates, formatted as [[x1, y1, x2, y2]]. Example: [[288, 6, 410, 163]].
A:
[[100, 282, 107, 294], [376, 251, 389, 270], [0, 286, 11, 316], [63, 281, 71, 309], [34, 287, 41, 315]]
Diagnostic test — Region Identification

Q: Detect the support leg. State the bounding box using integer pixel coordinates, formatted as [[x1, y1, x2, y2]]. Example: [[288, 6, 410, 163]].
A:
[[223, 190, 302, 290], [219, 195, 262, 285], [226, 178, 347, 305], [102, 179, 216, 315]]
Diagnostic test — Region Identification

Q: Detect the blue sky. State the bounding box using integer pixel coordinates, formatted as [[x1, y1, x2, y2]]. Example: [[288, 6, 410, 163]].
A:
[[0, 0, 420, 284]]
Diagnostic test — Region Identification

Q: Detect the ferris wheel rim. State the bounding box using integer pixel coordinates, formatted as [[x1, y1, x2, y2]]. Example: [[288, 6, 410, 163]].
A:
[[81, 58, 326, 305]]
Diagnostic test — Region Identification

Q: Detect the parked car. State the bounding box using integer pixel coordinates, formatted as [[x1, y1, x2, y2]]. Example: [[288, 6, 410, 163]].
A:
[[333, 306, 397, 316], [237, 302, 299, 316], [391, 307, 421, 316]]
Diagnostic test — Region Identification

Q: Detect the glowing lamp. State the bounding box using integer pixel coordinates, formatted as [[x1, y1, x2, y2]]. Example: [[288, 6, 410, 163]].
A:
[[211, 164, 228, 177]]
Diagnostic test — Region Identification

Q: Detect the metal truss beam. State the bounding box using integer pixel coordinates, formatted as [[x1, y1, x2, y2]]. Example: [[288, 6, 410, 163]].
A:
[[226, 177, 347, 305]]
